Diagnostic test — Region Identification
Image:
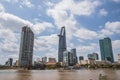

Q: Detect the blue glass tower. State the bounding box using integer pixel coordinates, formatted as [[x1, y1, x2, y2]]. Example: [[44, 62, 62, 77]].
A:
[[99, 37, 114, 62], [58, 26, 67, 62], [71, 48, 78, 65]]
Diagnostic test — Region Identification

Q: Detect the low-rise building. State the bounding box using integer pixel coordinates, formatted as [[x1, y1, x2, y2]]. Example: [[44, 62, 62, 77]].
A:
[[48, 58, 56, 63], [118, 54, 120, 63]]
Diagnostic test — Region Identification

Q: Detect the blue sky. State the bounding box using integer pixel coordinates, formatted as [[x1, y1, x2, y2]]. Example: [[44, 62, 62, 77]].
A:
[[0, 0, 120, 64]]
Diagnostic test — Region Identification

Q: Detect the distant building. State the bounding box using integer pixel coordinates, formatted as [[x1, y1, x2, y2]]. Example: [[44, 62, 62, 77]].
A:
[[46, 62, 56, 66], [93, 53, 99, 60], [34, 61, 45, 69], [99, 37, 114, 62], [79, 60, 88, 65], [88, 54, 95, 60], [79, 56, 84, 65], [87, 53, 99, 60], [79, 56, 84, 61], [48, 58, 56, 63], [5, 58, 13, 67], [19, 26, 34, 68], [58, 26, 67, 62], [118, 54, 120, 63], [71, 48, 78, 65], [42, 57, 47, 63], [63, 51, 74, 66], [14, 60, 19, 66]]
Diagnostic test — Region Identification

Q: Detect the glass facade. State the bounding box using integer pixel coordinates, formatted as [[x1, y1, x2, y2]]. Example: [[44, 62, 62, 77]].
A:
[[19, 26, 34, 68], [63, 51, 74, 66], [58, 26, 67, 62], [99, 37, 114, 62], [71, 48, 78, 65]]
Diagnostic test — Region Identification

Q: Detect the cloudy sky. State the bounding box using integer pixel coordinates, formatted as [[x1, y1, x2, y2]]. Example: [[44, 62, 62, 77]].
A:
[[0, 0, 120, 64]]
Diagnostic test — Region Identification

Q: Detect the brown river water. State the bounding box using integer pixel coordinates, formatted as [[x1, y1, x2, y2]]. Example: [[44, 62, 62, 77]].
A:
[[0, 69, 120, 80]]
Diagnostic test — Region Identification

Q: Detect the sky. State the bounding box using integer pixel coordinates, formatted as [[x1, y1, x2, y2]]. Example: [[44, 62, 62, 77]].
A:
[[0, 0, 120, 65]]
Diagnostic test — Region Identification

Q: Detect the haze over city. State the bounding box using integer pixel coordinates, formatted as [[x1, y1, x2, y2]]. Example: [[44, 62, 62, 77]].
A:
[[0, 0, 120, 65]]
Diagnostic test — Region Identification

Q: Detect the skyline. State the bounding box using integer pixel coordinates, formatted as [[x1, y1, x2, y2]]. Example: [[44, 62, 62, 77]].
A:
[[0, 0, 120, 64]]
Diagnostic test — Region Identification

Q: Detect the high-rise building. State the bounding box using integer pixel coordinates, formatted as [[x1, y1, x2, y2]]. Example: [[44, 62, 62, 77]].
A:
[[48, 58, 56, 63], [99, 37, 114, 62], [19, 26, 34, 68], [71, 48, 78, 65], [58, 26, 67, 62], [87, 53, 99, 60], [93, 53, 99, 60], [63, 51, 74, 66], [79, 56, 84, 61], [5, 58, 13, 67], [87, 54, 95, 60], [42, 57, 47, 63]]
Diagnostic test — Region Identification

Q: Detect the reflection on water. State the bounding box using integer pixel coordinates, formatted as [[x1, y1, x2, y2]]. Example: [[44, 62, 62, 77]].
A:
[[0, 70, 120, 80], [15, 70, 32, 80]]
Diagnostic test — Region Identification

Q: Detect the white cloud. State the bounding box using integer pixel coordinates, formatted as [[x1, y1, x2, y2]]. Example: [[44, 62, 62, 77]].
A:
[[0, 28, 17, 42], [47, 0, 101, 41], [48, 0, 101, 16], [98, 21, 120, 38], [0, 3, 5, 12], [21, 0, 34, 8], [99, 8, 108, 16], [112, 40, 120, 50], [0, 12, 33, 32], [105, 21, 120, 34], [32, 22, 54, 34], [74, 28, 98, 40], [3, 0, 18, 3], [113, 0, 120, 3], [45, 1, 54, 7], [0, 40, 19, 53], [98, 29, 114, 38]]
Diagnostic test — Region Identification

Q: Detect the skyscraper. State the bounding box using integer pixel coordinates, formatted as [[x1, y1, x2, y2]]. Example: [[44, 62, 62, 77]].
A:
[[79, 56, 84, 60], [99, 37, 114, 62], [5, 58, 13, 67], [92, 53, 99, 60], [58, 26, 67, 62], [19, 26, 34, 68], [87, 53, 99, 60], [63, 51, 74, 66], [42, 57, 47, 63], [71, 48, 78, 65]]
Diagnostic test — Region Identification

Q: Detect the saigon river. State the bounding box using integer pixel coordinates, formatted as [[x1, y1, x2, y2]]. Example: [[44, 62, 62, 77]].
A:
[[0, 69, 120, 80]]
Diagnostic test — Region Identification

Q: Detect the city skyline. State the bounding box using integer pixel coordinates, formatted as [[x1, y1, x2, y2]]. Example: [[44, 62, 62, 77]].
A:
[[0, 0, 120, 64]]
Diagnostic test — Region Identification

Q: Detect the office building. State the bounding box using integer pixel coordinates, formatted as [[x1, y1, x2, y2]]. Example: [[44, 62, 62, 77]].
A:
[[87, 53, 99, 60], [58, 26, 67, 62], [71, 48, 78, 65], [63, 51, 74, 66], [42, 57, 47, 63], [5, 58, 13, 67], [99, 37, 114, 62], [93, 53, 99, 60], [48, 58, 56, 63], [118, 54, 120, 63], [79, 56, 84, 60], [19, 26, 34, 68]]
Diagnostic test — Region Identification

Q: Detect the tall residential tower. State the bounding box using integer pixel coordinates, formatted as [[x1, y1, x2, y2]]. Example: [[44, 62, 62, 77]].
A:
[[58, 26, 67, 62], [99, 37, 114, 62], [19, 26, 34, 68]]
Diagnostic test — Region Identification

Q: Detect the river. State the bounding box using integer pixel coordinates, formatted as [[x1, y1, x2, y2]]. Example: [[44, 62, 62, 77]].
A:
[[0, 69, 120, 80]]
